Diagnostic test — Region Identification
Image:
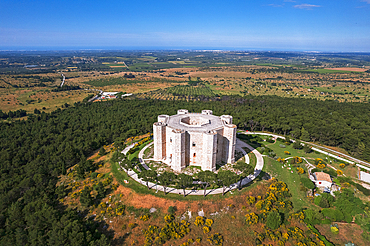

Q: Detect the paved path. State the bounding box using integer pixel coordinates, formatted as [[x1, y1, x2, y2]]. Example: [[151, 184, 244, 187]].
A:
[[119, 138, 264, 196], [138, 142, 152, 170]]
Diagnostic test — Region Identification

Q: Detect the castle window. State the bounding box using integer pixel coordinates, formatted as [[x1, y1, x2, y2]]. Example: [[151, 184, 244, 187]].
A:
[[193, 153, 196, 157], [192, 142, 196, 147], [170, 138, 172, 143]]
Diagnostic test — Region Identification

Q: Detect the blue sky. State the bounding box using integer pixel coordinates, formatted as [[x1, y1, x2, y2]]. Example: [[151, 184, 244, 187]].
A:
[[1, 0, 370, 51]]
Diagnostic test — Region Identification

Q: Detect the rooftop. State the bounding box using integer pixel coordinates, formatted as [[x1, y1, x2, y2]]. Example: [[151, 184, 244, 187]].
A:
[[314, 172, 332, 183], [167, 113, 224, 133]]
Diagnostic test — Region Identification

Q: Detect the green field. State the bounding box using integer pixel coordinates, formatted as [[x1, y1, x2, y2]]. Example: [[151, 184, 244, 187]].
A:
[[165, 84, 216, 97]]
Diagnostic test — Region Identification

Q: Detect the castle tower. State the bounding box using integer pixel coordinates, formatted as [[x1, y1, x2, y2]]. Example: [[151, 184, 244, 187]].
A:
[[153, 122, 166, 160], [202, 130, 217, 171], [223, 123, 236, 163], [171, 129, 186, 172]]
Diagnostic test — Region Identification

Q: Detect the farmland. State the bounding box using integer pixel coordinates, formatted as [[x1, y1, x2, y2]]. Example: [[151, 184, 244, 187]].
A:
[[1, 50, 370, 115]]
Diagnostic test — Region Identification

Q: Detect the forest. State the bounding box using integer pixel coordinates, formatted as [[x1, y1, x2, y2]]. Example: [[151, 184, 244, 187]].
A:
[[0, 95, 370, 245]]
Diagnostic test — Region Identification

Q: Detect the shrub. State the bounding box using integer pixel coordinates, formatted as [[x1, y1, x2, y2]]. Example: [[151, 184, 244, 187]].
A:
[[168, 206, 177, 214], [207, 233, 223, 246], [317, 163, 326, 169], [194, 216, 205, 226], [246, 196, 256, 205], [297, 167, 305, 174], [331, 226, 339, 234], [301, 177, 315, 190], [266, 138, 275, 143], [140, 214, 150, 221], [336, 170, 343, 175], [245, 212, 259, 225], [203, 226, 210, 234], [314, 193, 335, 208], [339, 163, 346, 168], [164, 214, 175, 223], [284, 151, 290, 155], [205, 219, 213, 227], [304, 209, 324, 225], [303, 145, 313, 153], [293, 141, 303, 149], [322, 208, 344, 222], [266, 211, 282, 230], [128, 223, 137, 229]]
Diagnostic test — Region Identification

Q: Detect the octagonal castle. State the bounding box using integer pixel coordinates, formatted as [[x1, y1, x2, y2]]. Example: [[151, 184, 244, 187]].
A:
[[153, 109, 236, 172]]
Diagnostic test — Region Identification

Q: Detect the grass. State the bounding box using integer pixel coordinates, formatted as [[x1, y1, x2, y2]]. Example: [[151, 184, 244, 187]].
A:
[[127, 140, 152, 161], [262, 157, 310, 212], [0, 87, 91, 113]]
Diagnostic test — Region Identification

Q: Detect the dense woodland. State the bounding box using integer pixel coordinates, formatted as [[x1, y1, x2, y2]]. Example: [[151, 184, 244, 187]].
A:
[[1, 95, 370, 245]]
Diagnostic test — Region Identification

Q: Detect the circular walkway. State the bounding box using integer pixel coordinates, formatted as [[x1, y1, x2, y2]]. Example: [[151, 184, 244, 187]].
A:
[[120, 138, 264, 196]]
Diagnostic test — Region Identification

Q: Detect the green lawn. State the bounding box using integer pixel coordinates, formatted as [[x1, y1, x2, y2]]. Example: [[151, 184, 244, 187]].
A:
[[262, 157, 310, 212]]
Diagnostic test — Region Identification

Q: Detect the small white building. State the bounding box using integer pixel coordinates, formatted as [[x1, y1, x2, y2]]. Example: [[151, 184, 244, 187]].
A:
[[313, 172, 333, 189]]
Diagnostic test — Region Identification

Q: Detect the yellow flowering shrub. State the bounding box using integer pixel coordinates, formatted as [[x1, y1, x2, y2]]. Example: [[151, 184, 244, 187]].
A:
[[203, 226, 210, 234], [205, 219, 213, 227], [194, 216, 205, 226]]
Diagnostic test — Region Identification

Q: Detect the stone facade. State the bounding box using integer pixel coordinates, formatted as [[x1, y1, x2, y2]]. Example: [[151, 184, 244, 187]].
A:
[[153, 109, 236, 172]]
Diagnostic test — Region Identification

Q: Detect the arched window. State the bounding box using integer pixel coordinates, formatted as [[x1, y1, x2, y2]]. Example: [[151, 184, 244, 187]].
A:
[[193, 153, 196, 157], [192, 142, 196, 147]]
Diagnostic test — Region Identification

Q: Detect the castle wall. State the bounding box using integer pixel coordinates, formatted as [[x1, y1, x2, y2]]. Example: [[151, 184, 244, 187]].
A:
[[188, 131, 205, 167]]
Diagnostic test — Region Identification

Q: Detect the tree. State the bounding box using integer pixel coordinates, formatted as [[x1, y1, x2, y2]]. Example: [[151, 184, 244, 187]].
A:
[[300, 127, 310, 141], [121, 158, 135, 171], [234, 162, 254, 190], [217, 170, 238, 195], [98, 147, 106, 156], [266, 211, 282, 230], [197, 170, 216, 197], [303, 144, 313, 153], [138, 169, 156, 190], [80, 187, 93, 207], [293, 140, 302, 149], [314, 193, 335, 208], [96, 182, 105, 199], [158, 172, 176, 195], [177, 173, 193, 197]]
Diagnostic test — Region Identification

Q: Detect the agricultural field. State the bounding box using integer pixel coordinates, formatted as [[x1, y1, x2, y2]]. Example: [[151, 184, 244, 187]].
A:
[[2, 50, 370, 114]]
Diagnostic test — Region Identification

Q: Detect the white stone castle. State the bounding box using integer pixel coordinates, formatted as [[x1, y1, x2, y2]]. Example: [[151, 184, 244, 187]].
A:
[[153, 109, 236, 172]]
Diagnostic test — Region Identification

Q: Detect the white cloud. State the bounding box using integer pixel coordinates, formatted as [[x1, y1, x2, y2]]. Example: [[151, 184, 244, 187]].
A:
[[268, 4, 284, 7], [294, 4, 321, 9], [362, 0, 370, 4]]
